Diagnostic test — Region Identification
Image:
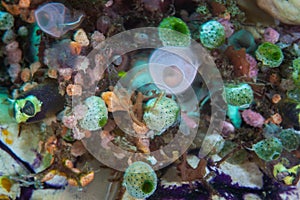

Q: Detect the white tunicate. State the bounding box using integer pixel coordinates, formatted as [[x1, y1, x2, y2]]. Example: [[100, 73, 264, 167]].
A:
[[79, 96, 108, 131], [149, 46, 200, 94]]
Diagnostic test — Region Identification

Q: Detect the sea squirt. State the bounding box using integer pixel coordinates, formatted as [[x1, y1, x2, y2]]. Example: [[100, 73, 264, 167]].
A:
[[34, 3, 84, 38]]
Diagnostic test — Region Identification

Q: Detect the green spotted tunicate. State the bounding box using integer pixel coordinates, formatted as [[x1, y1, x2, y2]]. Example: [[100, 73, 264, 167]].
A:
[[158, 16, 191, 47], [279, 129, 300, 152], [253, 137, 283, 161], [123, 161, 157, 199], [255, 42, 284, 67], [224, 83, 254, 108], [199, 20, 225, 49], [143, 96, 180, 134], [79, 96, 108, 131], [0, 11, 14, 30]]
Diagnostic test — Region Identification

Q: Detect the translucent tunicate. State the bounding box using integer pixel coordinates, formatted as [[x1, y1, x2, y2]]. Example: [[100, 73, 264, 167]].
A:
[[149, 46, 200, 94], [34, 3, 84, 38]]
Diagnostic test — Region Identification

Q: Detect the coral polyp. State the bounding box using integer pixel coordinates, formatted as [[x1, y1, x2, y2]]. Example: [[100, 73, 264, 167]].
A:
[[123, 161, 157, 199]]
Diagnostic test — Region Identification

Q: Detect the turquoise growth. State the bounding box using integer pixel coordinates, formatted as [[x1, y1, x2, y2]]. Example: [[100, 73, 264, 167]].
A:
[[34, 2, 84, 38], [252, 137, 283, 161], [224, 83, 254, 128], [158, 16, 191, 47], [199, 20, 225, 49], [123, 161, 157, 199], [143, 96, 180, 135], [255, 42, 284, 67]]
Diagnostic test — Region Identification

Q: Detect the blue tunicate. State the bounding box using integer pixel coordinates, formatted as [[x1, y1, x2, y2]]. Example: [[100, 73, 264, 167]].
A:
[[34, 3, 84, 38], [228, 30, 256, 54]]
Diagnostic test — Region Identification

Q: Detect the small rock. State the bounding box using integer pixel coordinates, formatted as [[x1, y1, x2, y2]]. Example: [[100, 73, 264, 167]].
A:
[[257, 0, 300, 25]]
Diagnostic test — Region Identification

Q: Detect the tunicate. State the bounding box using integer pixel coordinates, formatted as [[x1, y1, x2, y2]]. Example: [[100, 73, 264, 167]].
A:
[[149, 47, 200, 94], [252, 137, 283, 161], [123, 161, 157, 199], [34, 3, 84, 38]]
